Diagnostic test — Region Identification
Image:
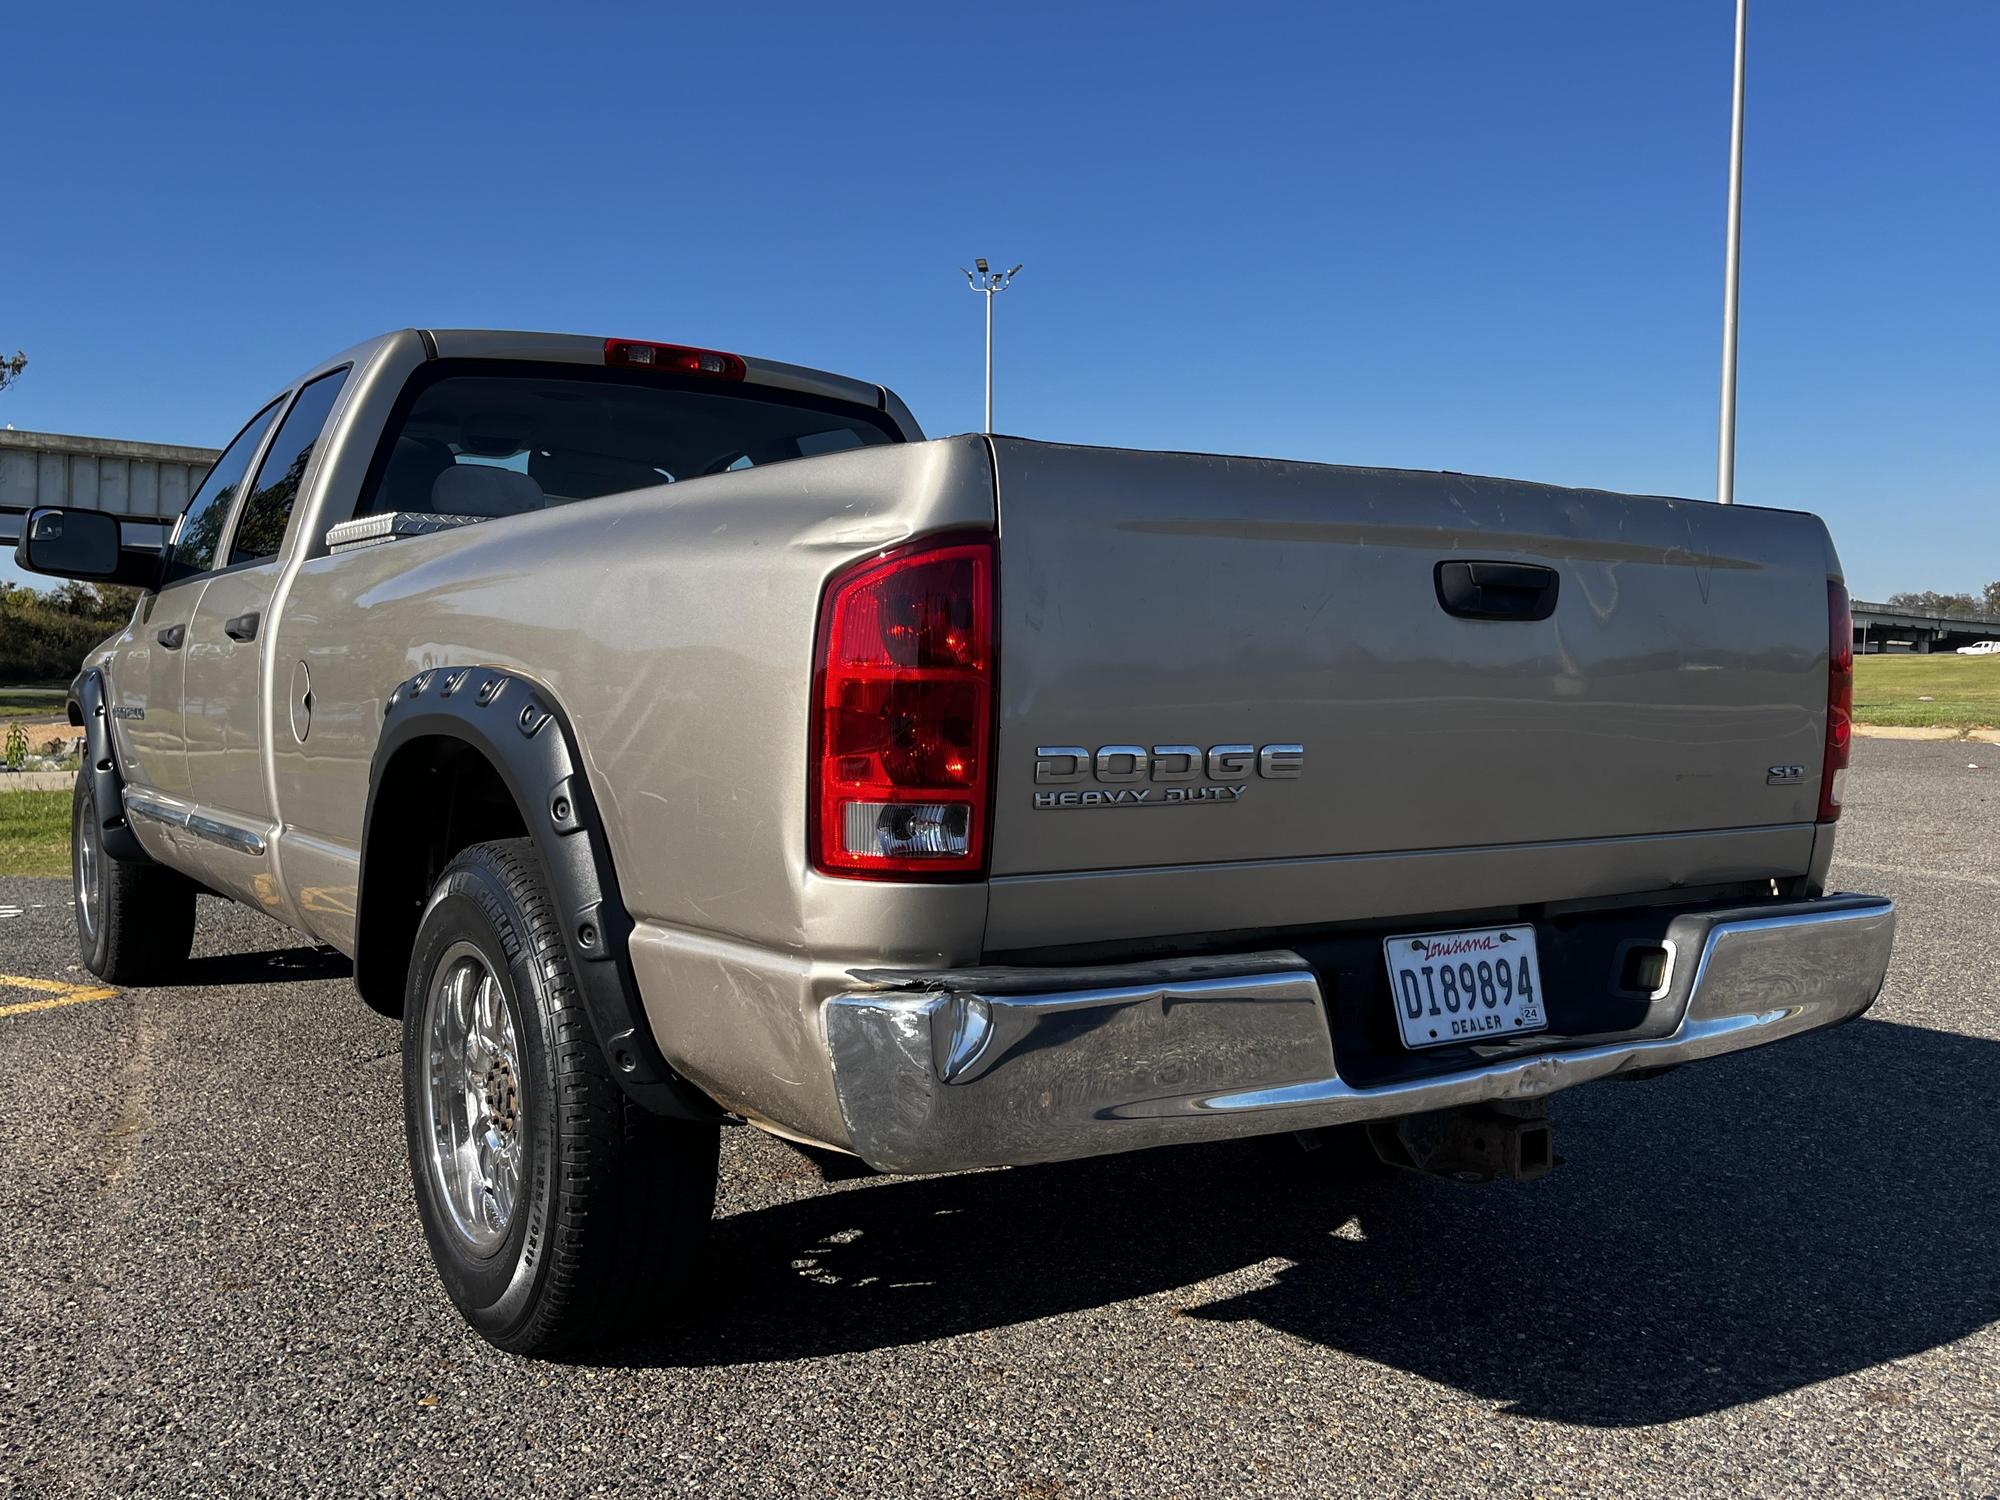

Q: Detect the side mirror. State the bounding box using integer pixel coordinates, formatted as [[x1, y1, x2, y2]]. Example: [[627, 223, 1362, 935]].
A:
[[18, 507, 120, 577], [13, 507, 161, 588]]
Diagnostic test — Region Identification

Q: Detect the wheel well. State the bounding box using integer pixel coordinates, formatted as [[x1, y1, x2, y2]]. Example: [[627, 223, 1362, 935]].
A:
[[354, 735, 529, 1012]]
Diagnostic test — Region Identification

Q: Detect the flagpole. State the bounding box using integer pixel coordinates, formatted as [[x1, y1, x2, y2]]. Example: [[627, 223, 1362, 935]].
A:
[[1716, 0, 1747, 504]]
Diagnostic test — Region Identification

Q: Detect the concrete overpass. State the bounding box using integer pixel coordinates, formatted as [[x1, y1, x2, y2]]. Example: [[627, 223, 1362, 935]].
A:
[[0, 428, 220, 539], [1852, 600, 2000, 654]]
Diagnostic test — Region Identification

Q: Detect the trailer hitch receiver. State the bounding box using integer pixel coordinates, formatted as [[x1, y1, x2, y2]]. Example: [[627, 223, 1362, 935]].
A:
[[1367, 1102, 1556, 1183]]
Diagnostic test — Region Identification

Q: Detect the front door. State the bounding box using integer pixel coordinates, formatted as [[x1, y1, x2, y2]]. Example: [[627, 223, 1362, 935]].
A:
[[114, 400, 282, 797]]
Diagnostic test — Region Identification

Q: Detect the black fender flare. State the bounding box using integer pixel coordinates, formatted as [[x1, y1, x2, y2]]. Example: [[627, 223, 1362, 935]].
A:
[[361, 667, 718, 1121], [69, 668, 150, 863]]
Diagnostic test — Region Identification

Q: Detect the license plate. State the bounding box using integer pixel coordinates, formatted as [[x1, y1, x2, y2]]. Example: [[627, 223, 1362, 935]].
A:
[[1383, 924, 1547, 1050]]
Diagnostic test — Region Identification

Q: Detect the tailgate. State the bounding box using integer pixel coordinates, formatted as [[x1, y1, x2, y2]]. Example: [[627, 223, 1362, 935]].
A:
[[989, 439, 1835, 878]]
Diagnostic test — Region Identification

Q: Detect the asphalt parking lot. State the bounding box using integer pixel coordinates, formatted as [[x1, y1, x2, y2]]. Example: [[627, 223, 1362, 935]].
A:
[[0, 737, 1994, 1499]]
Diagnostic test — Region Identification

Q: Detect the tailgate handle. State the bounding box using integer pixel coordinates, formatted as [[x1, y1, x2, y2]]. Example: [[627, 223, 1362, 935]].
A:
[[1434, 560, 1559, 622]]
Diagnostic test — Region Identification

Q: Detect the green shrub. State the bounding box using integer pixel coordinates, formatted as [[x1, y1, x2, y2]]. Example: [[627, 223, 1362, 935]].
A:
[[0, 581, 140, 682]]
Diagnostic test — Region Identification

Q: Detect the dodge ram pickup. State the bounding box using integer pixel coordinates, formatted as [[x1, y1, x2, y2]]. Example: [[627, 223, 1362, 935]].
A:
[[15, 328, 1896, 1355]]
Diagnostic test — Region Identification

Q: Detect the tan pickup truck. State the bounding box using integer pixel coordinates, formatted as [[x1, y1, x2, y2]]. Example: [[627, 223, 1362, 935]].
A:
[[15, 329, 1895, 1355]]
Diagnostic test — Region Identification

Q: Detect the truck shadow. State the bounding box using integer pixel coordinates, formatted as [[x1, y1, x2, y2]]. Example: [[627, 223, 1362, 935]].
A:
[[645, 1017, 1998, 1426], [178, 944, 351, 988]]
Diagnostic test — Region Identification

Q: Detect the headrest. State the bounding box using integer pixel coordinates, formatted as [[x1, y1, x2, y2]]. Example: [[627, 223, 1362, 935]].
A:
[[430, 465, 547, 519], [533, 451, 667, 500], [459, 413, 531, 457]]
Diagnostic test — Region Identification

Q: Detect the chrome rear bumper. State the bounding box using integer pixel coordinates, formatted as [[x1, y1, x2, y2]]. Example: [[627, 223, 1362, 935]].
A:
[[822, 895, 1895, 1173]]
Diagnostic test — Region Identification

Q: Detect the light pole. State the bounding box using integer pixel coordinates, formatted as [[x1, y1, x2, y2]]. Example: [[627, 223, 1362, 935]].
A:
[[1716, 0, 1748, 504], [962, 258, 1022, 433]]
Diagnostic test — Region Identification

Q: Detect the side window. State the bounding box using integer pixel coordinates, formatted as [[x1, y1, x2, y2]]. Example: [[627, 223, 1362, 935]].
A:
[[228, 369, 350, 565], [163, 400, 283, 586]]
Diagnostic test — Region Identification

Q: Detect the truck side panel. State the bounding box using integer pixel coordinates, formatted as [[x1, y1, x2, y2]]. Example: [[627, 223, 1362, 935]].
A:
[[266, 435, 997, 963]]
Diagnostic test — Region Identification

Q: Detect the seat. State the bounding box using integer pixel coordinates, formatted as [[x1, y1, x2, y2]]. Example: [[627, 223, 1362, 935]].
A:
[[430, 465, 548, 519], [376, 437, 455, 513]]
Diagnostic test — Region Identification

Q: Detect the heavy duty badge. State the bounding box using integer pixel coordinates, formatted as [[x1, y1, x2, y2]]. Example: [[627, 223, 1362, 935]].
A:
[[1031, 743, 1302, 808]]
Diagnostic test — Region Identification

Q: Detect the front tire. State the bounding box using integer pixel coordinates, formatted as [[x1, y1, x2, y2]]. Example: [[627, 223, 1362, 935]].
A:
[[402, 838, 718, 1356], [72, 772, 196, 985]]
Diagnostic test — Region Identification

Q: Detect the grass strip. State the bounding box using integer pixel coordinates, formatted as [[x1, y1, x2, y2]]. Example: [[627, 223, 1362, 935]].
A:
[[1853, 655, 2000, 730], [0, 789, 70, 878]]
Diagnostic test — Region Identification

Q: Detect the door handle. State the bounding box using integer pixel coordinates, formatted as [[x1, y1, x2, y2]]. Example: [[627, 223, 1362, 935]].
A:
[[1435, 560, 1560, 622], [156, 624, 186, 650], [224, 611, 261, 643]]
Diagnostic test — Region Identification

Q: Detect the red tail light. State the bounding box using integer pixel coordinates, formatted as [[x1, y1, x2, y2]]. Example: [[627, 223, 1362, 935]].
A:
[[603, 338, 746, 380], [812, 537, 995, 878], [1821, 580, 1853, 822]]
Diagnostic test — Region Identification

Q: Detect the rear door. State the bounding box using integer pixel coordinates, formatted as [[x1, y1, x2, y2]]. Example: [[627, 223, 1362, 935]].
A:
[[988, 439, 1835, 878], [114, 400, 283, 796], [182, 368, 349, 852]]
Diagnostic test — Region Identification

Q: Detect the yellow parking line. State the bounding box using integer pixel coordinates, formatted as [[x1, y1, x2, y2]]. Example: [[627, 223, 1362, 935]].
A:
[[0, 974, 121, 1017]]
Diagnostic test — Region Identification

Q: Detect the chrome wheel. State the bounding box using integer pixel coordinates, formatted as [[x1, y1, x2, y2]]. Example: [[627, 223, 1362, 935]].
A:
[[422, 941, 525, 1257], [73, 792, 101, 945]]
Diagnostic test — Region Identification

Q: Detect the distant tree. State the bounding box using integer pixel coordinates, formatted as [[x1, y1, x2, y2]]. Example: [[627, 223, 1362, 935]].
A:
[[1886, 590, 1980, 616], [0, 349, 25, 395], [1984, 580, 2000, 617], [0, 580, 139, 681], [47, 579, 141, 618]]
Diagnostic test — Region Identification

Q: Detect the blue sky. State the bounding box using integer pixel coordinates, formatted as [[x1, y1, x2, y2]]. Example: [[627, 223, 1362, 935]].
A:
[[5, 0, 1994, 600]]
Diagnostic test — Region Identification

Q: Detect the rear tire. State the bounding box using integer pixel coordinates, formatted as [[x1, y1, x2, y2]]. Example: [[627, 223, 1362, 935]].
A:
[[402, 838, 719, 1356], [72, 772, 197, 985]]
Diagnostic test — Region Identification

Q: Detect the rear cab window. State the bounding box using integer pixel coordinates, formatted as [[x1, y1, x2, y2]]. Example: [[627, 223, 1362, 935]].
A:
[[356, 362, 901, 521]]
